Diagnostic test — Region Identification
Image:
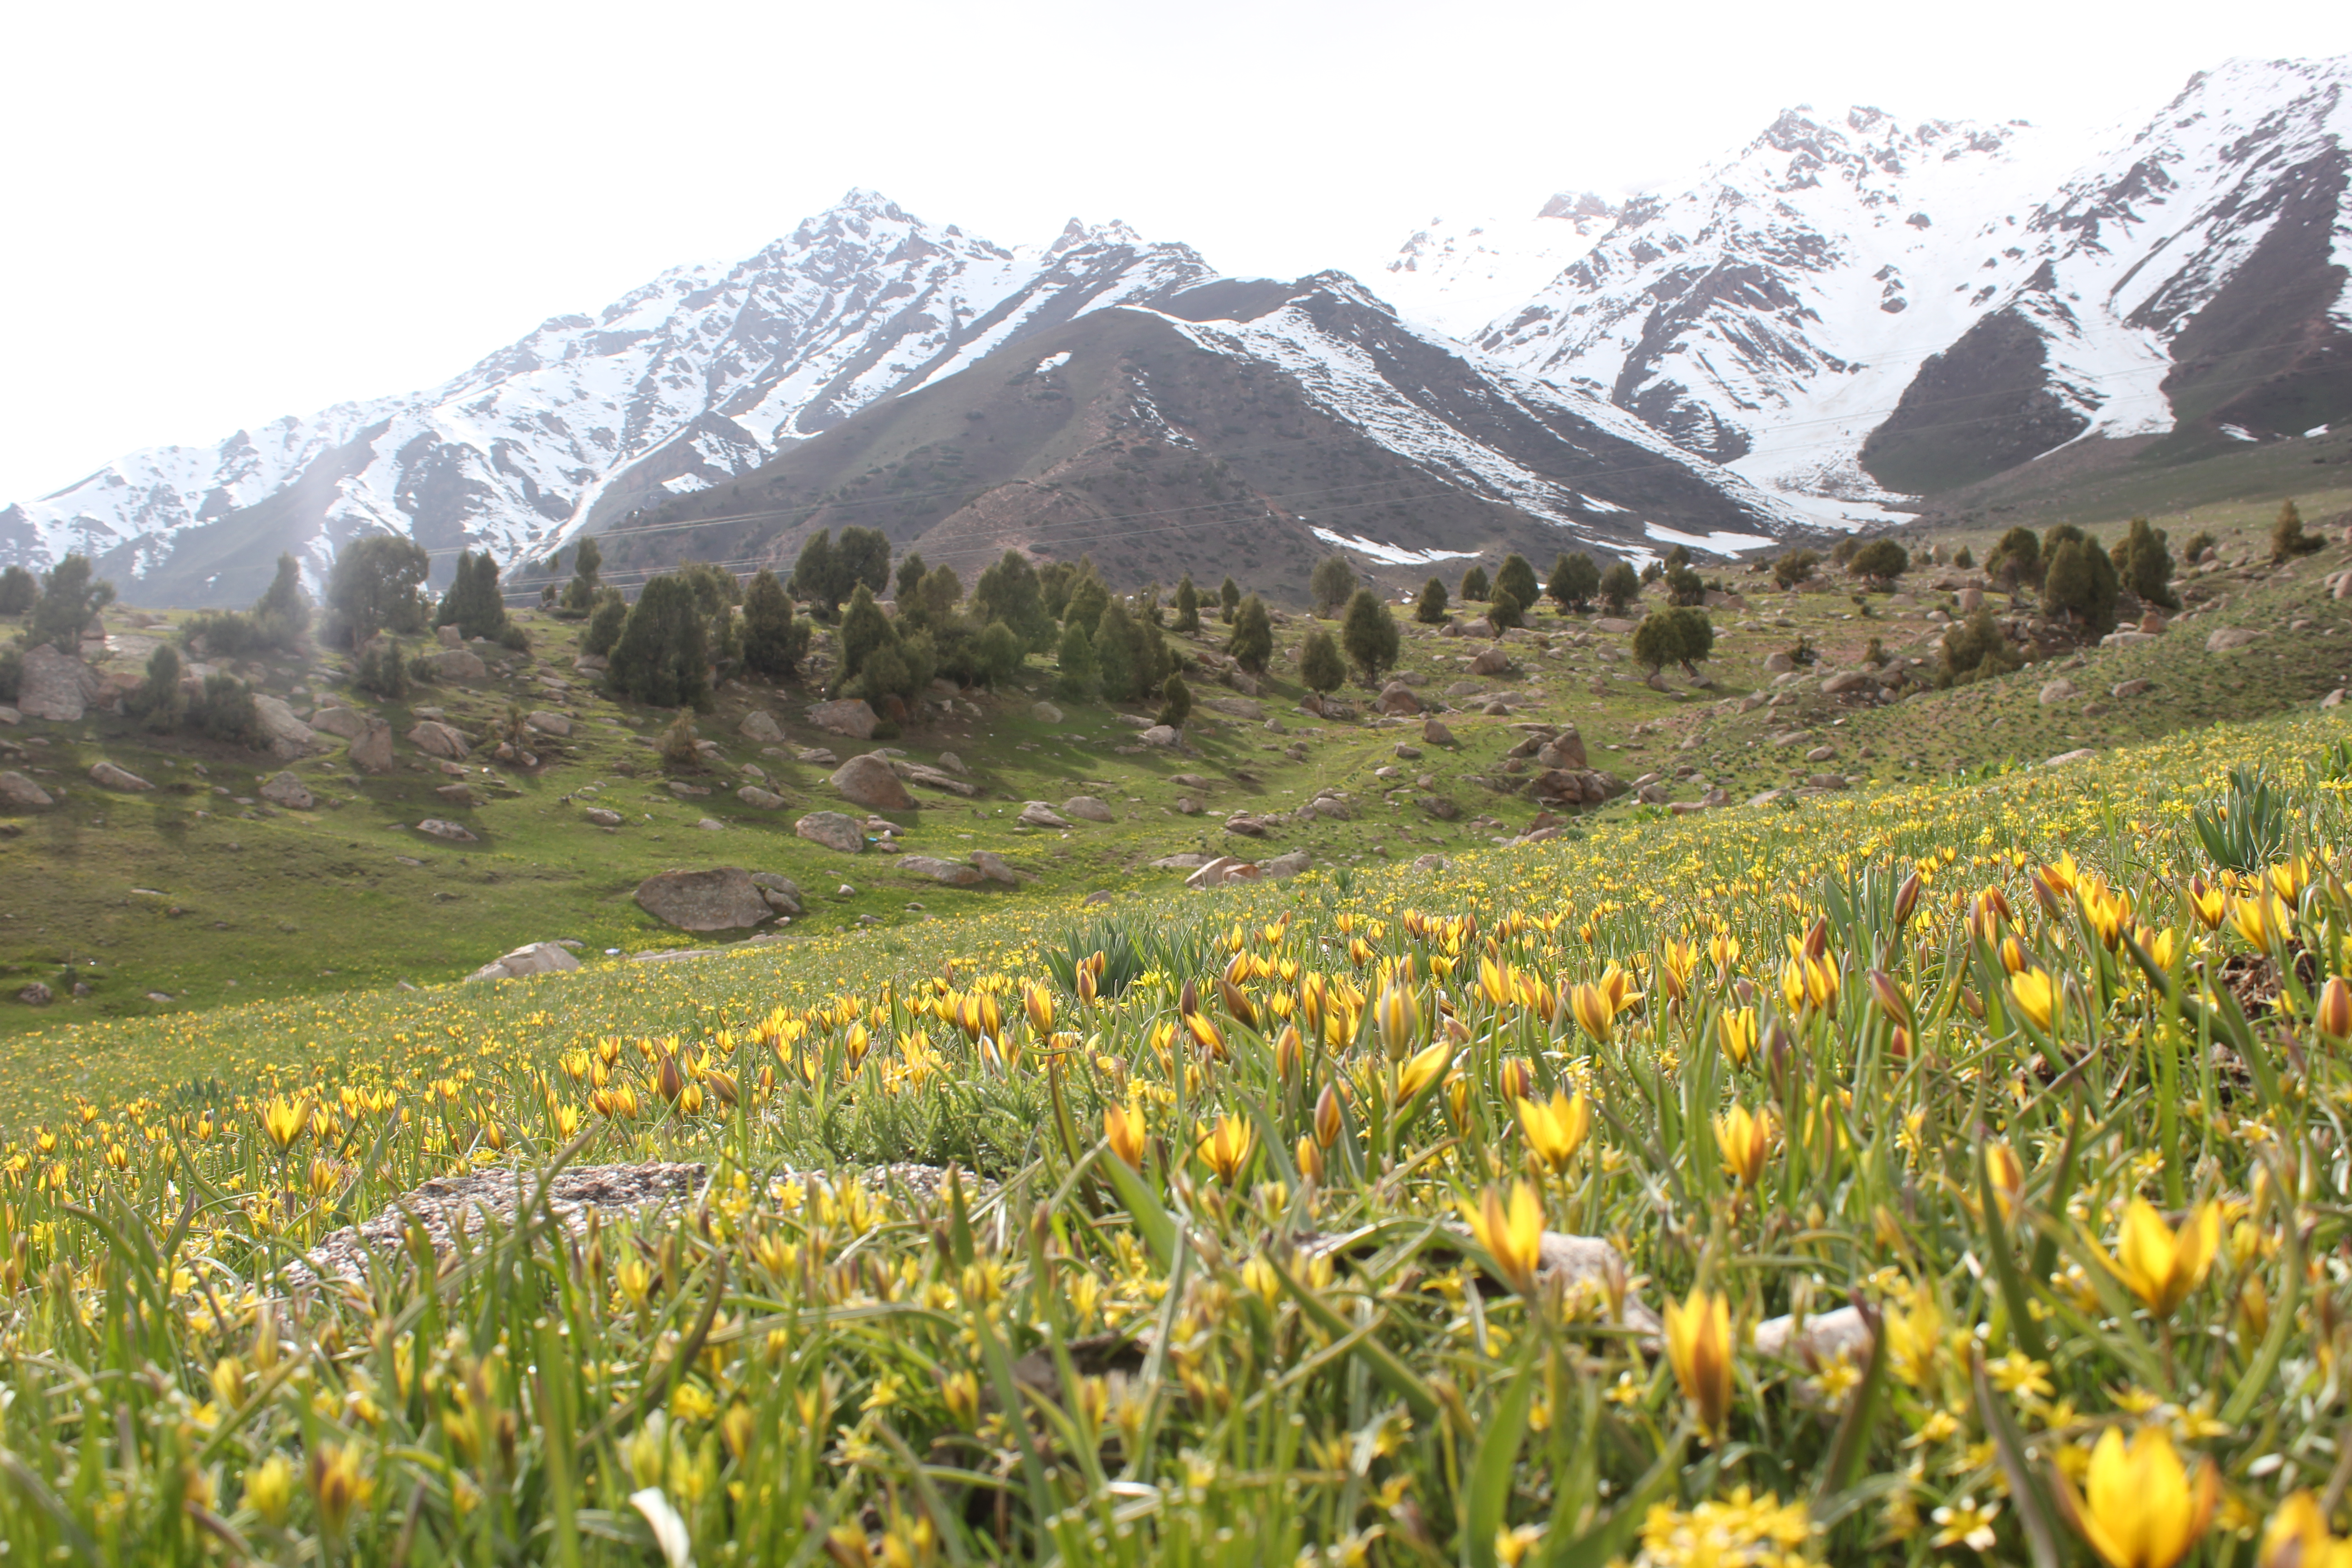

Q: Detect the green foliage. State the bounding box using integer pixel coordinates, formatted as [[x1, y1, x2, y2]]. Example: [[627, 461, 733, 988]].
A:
[[740, 569, 809, 680], [26, 554, 116, 654], [1548, 552, 1599, 612], [1984, 526, 2043, 592], [188, 671, 260, 745], [0, 564, 34, 616], [1298, 626, 1346, 693], [1054, 620, 1098, 700], [1495, 553, 1539, 611], [2181, 530, 2216, 564], [1488, 587, 1524, 631], [353, 639, 411, 700], [127, 643, 185, 734], [1631, 606, 1714, 675], [893, 550, 928, 606], [555, 533, 603, 617], [973, 551, 1056, 651], [1830, 535, 1859, 567], [1459, 564, 1490, 602], [1847, 539, 1910, 586], [2112, 516, 2179, 610], [1340, 589, 1401, 683], [2194, 764, 2289, 871], [1598, 560, 1640, 613], [1218, 575, 1241, 623], [0, 646, 17, 702], [836, 584, 895, 692], [2273, 498, 2324, 562], [973, 621, 1024, 688], [1773, 549, 1820, 590], [794, 528, 887, 616], [1172, 574, 1201, 634], [434, 550, 510, 641], [1228, 594, 1273, 674], [1950, 544, 1974, 568], [1062, 569, 1111, 636], [1093, 600, 1146, 702], [325, 535, 429, 648], [607, 575, 712, 710], [582, 589, 628, 657], [253, 553, 312, 646], [1156, 672, 1193, 729], [660, 711, 703, 772], [1415, 576, 1449, 624], [2042, 535, 2121, 637], [1664, 565, 1707, 606], [1309, 554, 1356, 617], [1936, 607, 2022, 687]]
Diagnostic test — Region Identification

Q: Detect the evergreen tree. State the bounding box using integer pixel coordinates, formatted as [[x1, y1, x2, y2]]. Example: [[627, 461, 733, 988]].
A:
[[834, 527, 892, 600], [1055, 621, 1098, 700], [606, 574, 711, 709], [1093, 600, 1144, 701], [1548, 553, 1599, 612], [1218, 576, 1240, 624], [558, 534, 603, 616], [1415, 577, 1449, 624], [27, 555, 116, 654], [1172, 574, 1201, 634], [1299, 627, 1346, 692], [583, 590, 629, 657], [1340, 588, 1401, 683], [1985, 526, 2043, 592], [1773, 549, 1819, 590], [1489, 588, 1524, 630], [794, 530, 842, 616], [1665, 565, 1707, 606], [2042, 537, 2119, 637], [326, 535, 429, 648], [894, 551, 928, 606], [2274, 499, 2324, 562], [1598, 560, 1641, 613], [1460, 564, 1490, 602], [1228, 594, 1274, 673], [973, 551, 1056, 651], [254, 553, 311, 645], [1157, 673, 1193, 729], [1663, 544, 1692, 573], [974, 622, 1023, 687], [128, 643, 185, 734], [2112, 517, 2178, 609], [1632, 608, 1715, 677], [1496, 553, 1539, 611], [740, 568, 808, 678], [355, 639, 411, 700], [836, 584, 895, 691], [1937, 607, 2022, 686], [1847, 539, 1909, 588], [1310, 554, 1357, 617], [0, 564, 34, 617], [435, 551, 510, 640], [1063, 571, 1111, 634]]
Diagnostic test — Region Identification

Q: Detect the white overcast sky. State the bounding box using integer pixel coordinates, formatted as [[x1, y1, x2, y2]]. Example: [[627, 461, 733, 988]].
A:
[[2, 0, 2346, 505]]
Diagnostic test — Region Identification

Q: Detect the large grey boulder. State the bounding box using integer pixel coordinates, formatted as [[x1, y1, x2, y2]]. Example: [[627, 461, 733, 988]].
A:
[[527, 710, 572, 737], [739, 710, 783, 743], [750, 872, 804, 916], [421, 647, 488, 681], [806, 699, 879, 740], [1470, 645, 1512, 676], [89, 760, 154, 791], [970, 851, 1020, 885], [1030, 701, 1063, 723], [896, 761, 978, 796], [1536, 730, 1588, 770], [632, 867, 772, 931], [466, 942, 582, 982], [349, 720, 395, 774], [794, 811, 866, 853], [0, 771, 54, 808], [310, 705, 371, 740], [259, 772, 315, 809], [1376, 681, 1422, 715], [898, 855, 986, 887], [736, 785, 788, 810], [2206, 626, 2264, 652], [18, 646, 107, 722], [831, 754, 915, 811], [414, 818, 479, 842], [1018, 802, 1072, 828], [1063, 796, 1115, 823], [408, 721, 471, 760]]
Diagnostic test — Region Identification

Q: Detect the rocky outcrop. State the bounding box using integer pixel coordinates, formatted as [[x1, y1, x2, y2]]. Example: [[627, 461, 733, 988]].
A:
[[831, 754, 915, 811], [310, 704, 371, 740], [18, 646, 107, 722], [1018, 802, 1072, 828], [632, 868, 772, 931], [806, 699, 879, 740], [898, 855, 985, 886], [421, 648, 489, 681], [1063, 796, 1115, 822], [736, 785, 788, 810], [89, 760, 153, 791], [527, 710, 572, 737], [349, 720, 395, 774], [466, 942, 582, 982], [259, 772, 315, 809], [739, 710, 784, 743], [408, 721, 471, 760], [794, 811, 866, 853], [0, 771, 55, 808]]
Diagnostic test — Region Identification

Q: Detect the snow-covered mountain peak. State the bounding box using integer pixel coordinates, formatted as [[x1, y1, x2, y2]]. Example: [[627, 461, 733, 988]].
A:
[[1374, 191, 1623, 338], [1044, 216, 1149, 257]]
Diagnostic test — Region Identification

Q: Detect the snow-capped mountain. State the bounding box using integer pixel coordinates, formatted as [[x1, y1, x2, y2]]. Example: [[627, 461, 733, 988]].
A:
[[0, 192, 1220, 604], [1376, 192, 1620, 338], [1465, 56, 2352, 512]]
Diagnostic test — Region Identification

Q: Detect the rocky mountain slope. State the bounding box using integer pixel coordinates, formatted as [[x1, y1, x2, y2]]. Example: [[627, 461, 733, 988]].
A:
[[597, 271, 1808, 602], [1464, 55, 2352, 513]]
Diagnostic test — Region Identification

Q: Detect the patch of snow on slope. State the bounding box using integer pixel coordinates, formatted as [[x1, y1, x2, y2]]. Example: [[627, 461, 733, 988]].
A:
[[1642, 523, 1781, 555], [1309, 527, 1479, 565], [1376, 192, 1618, 338]]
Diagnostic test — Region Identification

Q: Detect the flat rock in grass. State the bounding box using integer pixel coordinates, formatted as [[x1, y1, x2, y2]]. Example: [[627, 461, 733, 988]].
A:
[[1222, 812, 1272, 836], [896, 761, 978, 796], [408, 721, 470, 760], [832, 753, 915, 810], [250, 695, 320, 759], [1063, 795, 1115, 823], [1470, 645, 1512, 676], [633, 867, 771, 931], [349, 720, 395, 773], [2206, 626, 2264, 652], [310, 705, 371, 740], [795, 811, 866, 853], [970, 851, 1020, 885], [751, 872, 804, 916], [259, 772, 315, 809], [526, 710, 572, 736], [1140, 724, 1181, 747], [584, 806, 625, 826], [806, 698, 879, 740], [466, 941, 583, 982], [737, 785, 788, 810], [1591, 617, 1638, 635], [1262, 849, 1312, 878], [434, 784, 477, 804], [0, 771, 54, 808], [1200, 696, 1263, 720], [89, 760, 153, 791], [738, 710, 784, 743], [2045, 748, 2098, 767], [1152, 853, 1213, 870], [1751, 1304, 1870, 1365], [1017, 802, 1071, 828], [1186, 856, 1261, 889], [421, 647, 488, 680], [899, 855, 985, 887], [2038, 678, 2076, 706], [1030, 701, 1063, 723], [1421, 716, 1457, 746], [414, 818, 478, 842]]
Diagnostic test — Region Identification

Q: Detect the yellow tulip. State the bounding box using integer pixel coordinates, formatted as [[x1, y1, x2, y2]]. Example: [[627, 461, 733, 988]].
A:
[[2260, 1492, 2352, 1568], [2054, 1426, 2216, 1568], [1023, 983, 1054, 1036], [1568, 982, 1615, 1042], [2009, 968, 2061, 1032], [1104, 1104, 1146, 1171], [1515, 1089, 1591, 1174], [2187, 875, 2227, 931], [1183, 1011, 1227, 1061], [2106, 1199, 2220, 1318], [259, 1096, 308, 1152], [1395, 1039, 1450, 1103], [1459, 1181, 1544, 1297], [2233, 893, 2290, 950], [2318, 975, 2352, 1043], [1714, 1104, 1772, 1187], [1195, 1114, 1254, 1186], [306, 1442, 372, 1539], [1662, 1287, 1735, 1439], [1313, 1082, 1343, 1149], [243, 1454, 295, 1529], [1718, 1007, 1758, 1065]]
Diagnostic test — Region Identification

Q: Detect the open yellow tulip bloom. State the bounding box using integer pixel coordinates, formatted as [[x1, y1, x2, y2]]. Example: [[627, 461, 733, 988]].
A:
[[2009, 968, 2061, 1032], [2260, 1492, 2352, 1568], [1514, 1089, 1590, 1174], [2108, 1199, 2221, 1317], [1662, 1287, 1734, 1438], [1459, 1181, 1544, 1297], [2055, 1426, 2216, 1568]]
